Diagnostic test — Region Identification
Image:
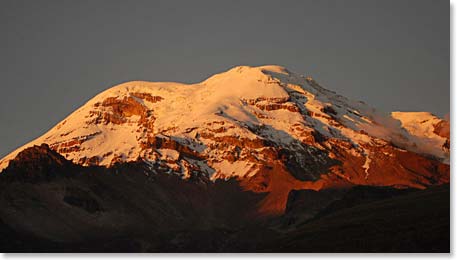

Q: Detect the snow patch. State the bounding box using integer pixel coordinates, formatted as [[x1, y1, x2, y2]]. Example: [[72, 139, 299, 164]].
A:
[[362, 153, 371, 180]]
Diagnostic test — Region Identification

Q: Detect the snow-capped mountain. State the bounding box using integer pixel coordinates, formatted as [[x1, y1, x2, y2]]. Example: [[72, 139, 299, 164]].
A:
[[0, 65, 449, 214]]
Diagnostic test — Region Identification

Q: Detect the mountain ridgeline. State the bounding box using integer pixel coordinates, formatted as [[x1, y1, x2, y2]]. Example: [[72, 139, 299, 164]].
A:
[[0, 65, 450, 252]]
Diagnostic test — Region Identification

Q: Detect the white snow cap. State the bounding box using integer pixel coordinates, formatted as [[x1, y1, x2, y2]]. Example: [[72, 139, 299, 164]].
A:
[[0, 65, 449, 175]]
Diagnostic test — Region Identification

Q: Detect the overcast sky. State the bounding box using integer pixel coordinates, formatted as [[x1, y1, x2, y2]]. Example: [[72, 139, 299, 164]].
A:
[[0, 0, 449, 157]]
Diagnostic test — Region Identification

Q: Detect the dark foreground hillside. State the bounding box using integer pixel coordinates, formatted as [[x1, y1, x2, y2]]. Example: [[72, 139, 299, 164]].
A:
[[272, 184, 450, 252], [0, 145, 450, 253]]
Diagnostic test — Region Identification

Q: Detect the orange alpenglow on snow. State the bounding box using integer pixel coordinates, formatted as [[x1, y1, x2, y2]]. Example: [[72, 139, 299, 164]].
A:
[[0, 65, 449, 215]]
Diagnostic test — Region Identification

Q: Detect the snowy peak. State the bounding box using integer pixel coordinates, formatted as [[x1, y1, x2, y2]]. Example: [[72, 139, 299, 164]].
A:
[[0, 65, 449, 208], [202, 65, 290, 102], [392, 111, 450, 161], [391, 111, 449, 140], [0, 66, 448, 169]]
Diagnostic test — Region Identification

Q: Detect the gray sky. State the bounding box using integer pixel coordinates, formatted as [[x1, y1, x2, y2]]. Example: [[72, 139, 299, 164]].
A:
[[0, 0, 449, 157]]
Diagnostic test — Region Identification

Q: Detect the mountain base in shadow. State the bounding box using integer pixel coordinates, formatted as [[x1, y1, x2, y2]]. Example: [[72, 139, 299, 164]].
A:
[[0, 145, 450, 253]]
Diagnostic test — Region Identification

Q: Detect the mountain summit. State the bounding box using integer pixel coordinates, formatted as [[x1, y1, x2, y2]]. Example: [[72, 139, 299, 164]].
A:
[[0, 65, 449, 214]]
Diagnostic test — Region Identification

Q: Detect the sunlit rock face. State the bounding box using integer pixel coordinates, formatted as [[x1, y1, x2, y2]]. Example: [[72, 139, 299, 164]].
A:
[[0, 65, 449, 214]]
